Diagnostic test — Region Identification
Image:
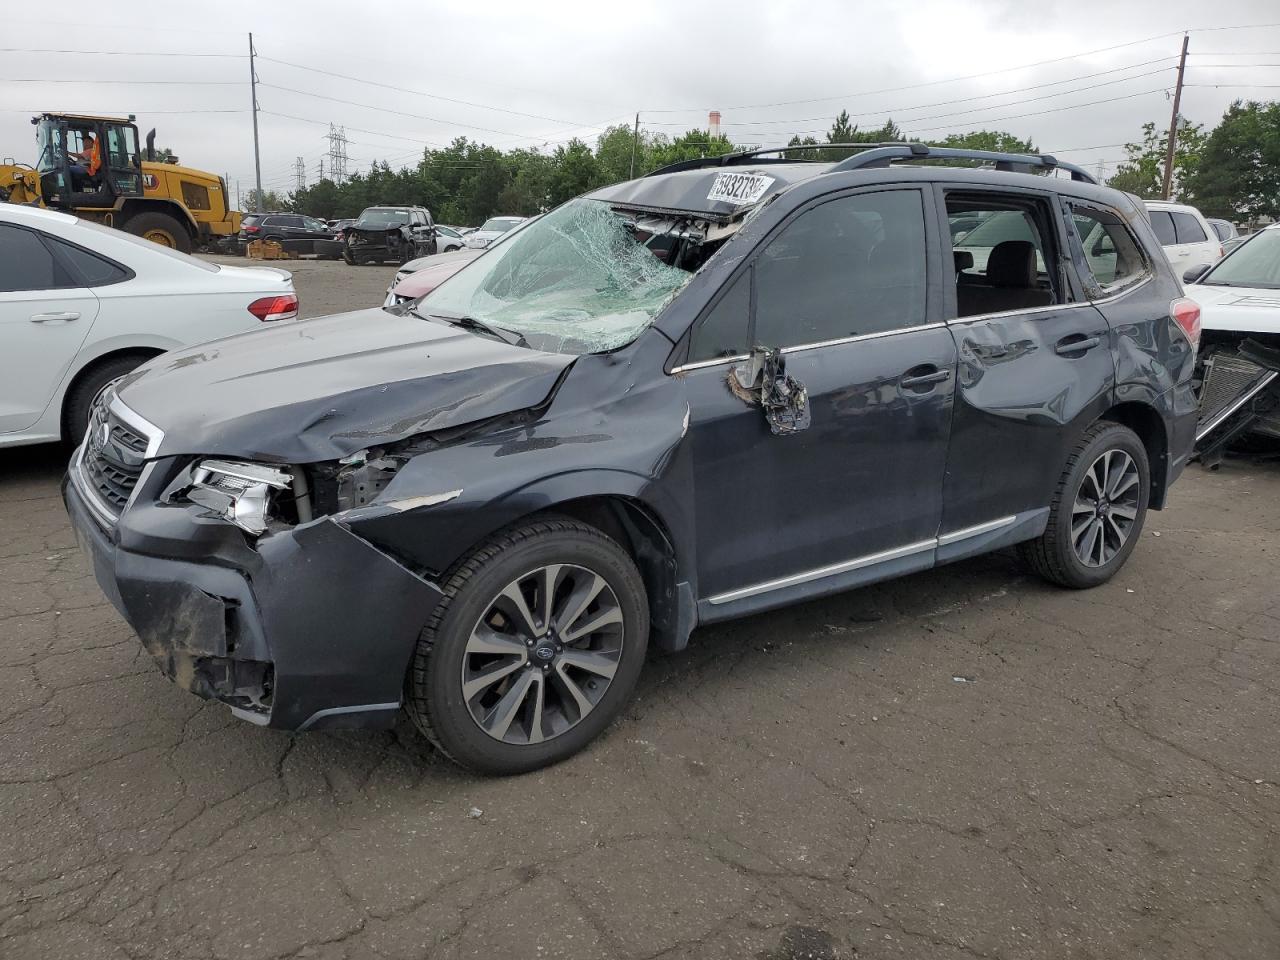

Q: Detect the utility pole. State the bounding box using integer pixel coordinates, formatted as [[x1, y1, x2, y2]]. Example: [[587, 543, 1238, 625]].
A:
[[629, 112, 640, 179], [249, 32, 264, 212], [1161, 33, 1189, 201], [294, 156, 306, 192]]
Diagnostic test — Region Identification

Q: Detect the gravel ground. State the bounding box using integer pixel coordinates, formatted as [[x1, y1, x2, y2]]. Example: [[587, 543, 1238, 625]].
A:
[[2, 258, 1278, 959]]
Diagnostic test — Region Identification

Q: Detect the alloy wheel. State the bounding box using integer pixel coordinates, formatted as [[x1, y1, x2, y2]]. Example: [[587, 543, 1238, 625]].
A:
[[461, 564, 624, 745], [1070, 449, 1141, 567]]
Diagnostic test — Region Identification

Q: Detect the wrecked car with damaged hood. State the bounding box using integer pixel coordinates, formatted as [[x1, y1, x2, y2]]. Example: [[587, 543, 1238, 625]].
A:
[[65, 143, 1198, 774], [343, 205, 436, 265]]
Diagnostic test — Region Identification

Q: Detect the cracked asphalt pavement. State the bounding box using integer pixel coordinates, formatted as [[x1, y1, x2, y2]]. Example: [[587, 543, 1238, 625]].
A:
[[2, 259, 1278, 959]]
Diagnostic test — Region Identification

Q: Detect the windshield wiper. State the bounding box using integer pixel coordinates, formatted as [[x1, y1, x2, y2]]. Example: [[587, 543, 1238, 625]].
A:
[[421, 311, 528, 348]]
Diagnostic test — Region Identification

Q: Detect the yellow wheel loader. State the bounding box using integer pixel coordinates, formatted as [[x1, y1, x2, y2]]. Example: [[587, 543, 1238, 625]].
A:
[[1, 112, 239, 252]]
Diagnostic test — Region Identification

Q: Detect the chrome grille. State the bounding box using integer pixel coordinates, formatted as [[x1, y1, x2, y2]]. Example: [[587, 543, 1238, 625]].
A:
[[76, 395, 154, 525]]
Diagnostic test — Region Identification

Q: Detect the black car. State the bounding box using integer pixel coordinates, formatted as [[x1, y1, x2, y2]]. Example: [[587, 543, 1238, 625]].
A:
[[64, 143, 1200, 774], [240, 212, 333, 244], [344, 205, 435, 264]]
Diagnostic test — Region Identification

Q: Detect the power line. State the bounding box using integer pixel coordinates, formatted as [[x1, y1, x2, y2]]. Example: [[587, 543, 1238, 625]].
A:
[[728, 87, 1169, 141], [0, 47, 244, 57], [640, 20, 1280, 114], [654, 64, 1175, 131], [0, 78, 243, 85], [257, 56, 599, 128], [258, 82, 608, 142], [0, 107, 246, 114]]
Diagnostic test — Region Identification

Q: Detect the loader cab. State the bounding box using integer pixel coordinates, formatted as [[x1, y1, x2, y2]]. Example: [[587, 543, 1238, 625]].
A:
[[33, 113, 144, 210]]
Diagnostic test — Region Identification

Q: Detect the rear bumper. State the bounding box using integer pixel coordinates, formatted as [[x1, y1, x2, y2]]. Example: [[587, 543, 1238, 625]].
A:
[[64, 465, 444, 731]]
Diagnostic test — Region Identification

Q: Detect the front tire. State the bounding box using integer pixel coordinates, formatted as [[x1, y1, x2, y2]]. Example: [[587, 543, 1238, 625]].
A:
[[407, 518, 649, 775], [122, 211, 192, 253], [1019, 421, 1150, 588], [63, 353, 155, 443]]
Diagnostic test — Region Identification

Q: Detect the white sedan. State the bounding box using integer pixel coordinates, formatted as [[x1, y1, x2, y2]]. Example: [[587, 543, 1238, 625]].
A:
[[1, 204, 298, 448]]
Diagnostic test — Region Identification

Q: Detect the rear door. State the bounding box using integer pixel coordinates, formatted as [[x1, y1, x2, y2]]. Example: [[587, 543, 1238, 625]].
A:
[[681, 185, 956, 607], [0, 223, 100, 433], [936, 185, 1114, 552]]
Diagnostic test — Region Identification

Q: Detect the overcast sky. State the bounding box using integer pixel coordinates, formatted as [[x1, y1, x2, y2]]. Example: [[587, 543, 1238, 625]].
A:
[[5, 0, 1280, 203]]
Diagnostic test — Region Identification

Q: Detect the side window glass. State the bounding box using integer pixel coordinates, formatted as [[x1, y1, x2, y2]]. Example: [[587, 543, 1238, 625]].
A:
[[755, 190, 927, 346], [0, 225, 71, 292], [947, 194, 1059, 318], [1069, 206, 1150, 293], [1171, 212, 1207, 244], [689, 269, 750, 362], [1149, 211, 1177, 246], [44, 236, 130, 287]]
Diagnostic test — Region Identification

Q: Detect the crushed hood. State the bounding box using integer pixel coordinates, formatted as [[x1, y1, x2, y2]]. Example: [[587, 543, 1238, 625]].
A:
[[117, 308, 574, 462], [1194, 284, 1280, 335]]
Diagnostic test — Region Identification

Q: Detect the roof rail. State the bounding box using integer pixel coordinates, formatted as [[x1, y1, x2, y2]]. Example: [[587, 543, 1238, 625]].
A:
[[646, 141, 1098, 184], [826, 144, 1097, 183]]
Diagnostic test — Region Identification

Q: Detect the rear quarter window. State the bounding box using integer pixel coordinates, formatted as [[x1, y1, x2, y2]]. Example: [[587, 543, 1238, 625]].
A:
[[1172, 212, 1208, 244], [1149, 211, 1177, 246]]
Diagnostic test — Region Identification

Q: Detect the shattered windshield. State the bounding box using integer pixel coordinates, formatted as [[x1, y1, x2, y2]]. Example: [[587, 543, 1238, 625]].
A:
[[416, 199, 695, 354], [1201, 230, 1280, 289], [358, 209, 410, 226]]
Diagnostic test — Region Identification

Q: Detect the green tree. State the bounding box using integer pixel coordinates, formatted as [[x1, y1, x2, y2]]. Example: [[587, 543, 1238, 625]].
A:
[[595, 123, 654, 184], [244, 188, 288, 212], [548, 139, 603, 206], [784, 134, 819, 160], [931, 130, 1037, 153], [1188, 100, 1280, 223], [822, 114, 903, 161], [1106, 119, 1205, 200], [648, 129, 737, 171]]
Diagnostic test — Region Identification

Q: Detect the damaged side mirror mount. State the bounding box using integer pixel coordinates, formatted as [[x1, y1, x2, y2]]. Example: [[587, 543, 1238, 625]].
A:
[[729, 346, 811, 435]]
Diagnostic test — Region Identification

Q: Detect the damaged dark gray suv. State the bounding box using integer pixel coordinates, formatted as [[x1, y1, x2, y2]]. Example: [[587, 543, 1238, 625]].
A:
[[65, 143, 1200, 774]]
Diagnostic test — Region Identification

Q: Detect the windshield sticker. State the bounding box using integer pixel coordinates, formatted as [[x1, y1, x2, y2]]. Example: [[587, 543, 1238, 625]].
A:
[[707, 172, 776, 206]]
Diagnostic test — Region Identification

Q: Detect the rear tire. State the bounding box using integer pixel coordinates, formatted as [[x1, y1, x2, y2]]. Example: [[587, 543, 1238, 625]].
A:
[[1018, 421, 1150, 589], [121, 211, 192, 253], [406, 517, 649, 775], [63, 353, 156, 444]]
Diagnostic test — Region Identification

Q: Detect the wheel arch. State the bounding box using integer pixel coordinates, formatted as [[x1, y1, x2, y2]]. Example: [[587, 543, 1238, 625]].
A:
[[357, 468, 698, 652], [1099, 400, 1170, 509], [529, 494, 694, 653]]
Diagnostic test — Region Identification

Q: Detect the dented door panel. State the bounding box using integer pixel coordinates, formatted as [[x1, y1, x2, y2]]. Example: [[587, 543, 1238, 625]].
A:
[[940, 304, 1114, 532], [686, 326, 957, 599]]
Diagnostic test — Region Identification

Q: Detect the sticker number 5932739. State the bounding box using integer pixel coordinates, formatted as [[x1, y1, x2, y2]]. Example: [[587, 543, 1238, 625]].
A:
[[706, 172, 776, 206]]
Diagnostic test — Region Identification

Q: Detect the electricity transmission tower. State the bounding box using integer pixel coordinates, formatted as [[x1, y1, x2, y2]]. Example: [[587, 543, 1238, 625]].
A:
[[327, 124, 349, 184], [294, 156, 306, 192]]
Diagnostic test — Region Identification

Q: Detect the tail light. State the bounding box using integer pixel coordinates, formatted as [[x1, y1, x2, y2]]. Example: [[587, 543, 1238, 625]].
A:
[[248, 294, 298, 322], [244, 224, 260, 234], [1170, 297, 1201, 351]]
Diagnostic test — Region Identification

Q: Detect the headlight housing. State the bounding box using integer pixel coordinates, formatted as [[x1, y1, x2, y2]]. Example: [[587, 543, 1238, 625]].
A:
[[185, 459, 293, 535]]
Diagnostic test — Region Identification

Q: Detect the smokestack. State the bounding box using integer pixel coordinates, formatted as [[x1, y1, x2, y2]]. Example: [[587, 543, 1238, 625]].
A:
[[709, 110, 721, 138]]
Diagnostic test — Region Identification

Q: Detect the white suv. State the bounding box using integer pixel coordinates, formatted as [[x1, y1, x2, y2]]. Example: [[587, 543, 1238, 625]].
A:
[[1144, 200, 1222, 279]]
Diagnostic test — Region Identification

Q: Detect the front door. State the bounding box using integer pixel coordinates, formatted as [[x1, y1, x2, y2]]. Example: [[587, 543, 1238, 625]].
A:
[[0, 224, 99, 434], [682, 186, 955, 608]]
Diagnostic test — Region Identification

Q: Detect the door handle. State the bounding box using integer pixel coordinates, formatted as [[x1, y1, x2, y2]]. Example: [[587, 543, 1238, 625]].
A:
[[900, 366, 952, 390], [30, 311, 80, 323], [1054, 334, 1101, 356]]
